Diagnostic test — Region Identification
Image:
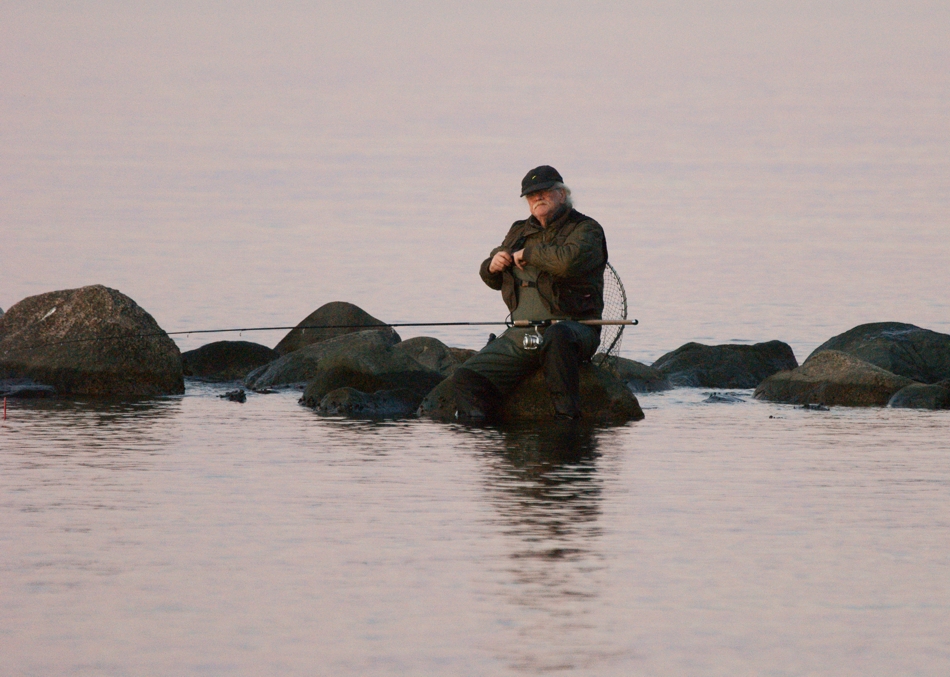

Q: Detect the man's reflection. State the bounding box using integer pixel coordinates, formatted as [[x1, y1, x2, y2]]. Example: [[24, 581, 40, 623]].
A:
[[471, 420, 614, 671], [477, 419, 603, 555]]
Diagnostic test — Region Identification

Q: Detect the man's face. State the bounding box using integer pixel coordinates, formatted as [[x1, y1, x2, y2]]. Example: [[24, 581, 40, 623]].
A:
[[525, 188, 566, 224]]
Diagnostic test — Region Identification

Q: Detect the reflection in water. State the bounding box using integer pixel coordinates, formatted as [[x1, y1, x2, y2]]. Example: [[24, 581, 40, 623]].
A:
[[486, 422, 602, 557], [471, 422, 625, 672], [2, 395, 182, 465]]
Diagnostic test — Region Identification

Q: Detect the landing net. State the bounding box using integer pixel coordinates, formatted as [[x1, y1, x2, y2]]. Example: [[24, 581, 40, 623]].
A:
[[596, 262, 628, 362]]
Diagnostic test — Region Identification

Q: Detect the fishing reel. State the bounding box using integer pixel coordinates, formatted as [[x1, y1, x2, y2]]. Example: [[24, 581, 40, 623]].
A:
[[522, 325, 544, 350]]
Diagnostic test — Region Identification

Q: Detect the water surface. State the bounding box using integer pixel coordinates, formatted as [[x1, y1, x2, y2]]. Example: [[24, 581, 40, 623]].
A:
[[2, 2, 949, 674]]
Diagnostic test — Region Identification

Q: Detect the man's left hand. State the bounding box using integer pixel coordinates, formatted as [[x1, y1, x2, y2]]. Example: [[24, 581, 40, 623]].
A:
[[513, 249, 527, 270]]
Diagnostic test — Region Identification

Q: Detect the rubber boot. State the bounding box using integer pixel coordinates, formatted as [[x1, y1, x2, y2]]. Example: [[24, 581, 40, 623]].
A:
[[540, 323, 584, 418], [452, 367, 503, 423]]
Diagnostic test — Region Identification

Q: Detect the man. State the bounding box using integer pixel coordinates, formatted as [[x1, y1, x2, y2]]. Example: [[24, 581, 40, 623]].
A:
[[453, 165, 608, 420]]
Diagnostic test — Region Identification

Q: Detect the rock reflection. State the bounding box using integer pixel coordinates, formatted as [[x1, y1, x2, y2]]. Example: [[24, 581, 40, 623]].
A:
[[475, 421, 616, 672], [1, 396, 182, 465]]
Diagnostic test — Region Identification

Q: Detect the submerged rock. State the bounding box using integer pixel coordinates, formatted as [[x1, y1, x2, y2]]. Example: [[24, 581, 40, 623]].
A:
[[274, 302, 398, 356], [418, 364, 644, 424], [245, 329, 400, 390], [219, 388, 247, 403], [652, 340, 798, 388], [754, 350, 915, 407], [0, 378, 57, 398], [807, 322, 950, 384], [596, 355, 672, 392], [0, 285, 183, 397], [703, 392, 746, 403], [888, 382, 950, 410], [317, 387, 420, 418], [182, 340, 277, 381]]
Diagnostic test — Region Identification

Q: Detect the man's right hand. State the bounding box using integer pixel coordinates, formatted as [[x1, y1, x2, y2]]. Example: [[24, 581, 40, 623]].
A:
[[488, 251, 513, 273]]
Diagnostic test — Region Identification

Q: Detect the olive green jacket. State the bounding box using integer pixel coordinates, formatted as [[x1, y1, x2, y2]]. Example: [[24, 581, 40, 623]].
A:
[[478, 206, 608, 319]]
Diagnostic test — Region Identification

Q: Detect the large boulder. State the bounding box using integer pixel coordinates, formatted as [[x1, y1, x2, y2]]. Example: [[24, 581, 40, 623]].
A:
[[418, 363, 644, 424], [652, 340, 798, 388], [181, 340, 278, 381], [274, 302, 395, 356], [316, 387, 421, 418], [245, 329, 400, 389], [754, 350, 915, 407], [596, 355, 672, 392], [888, 382, 950, 410], [0, 285, 183, 397], [807, 322, 950, 384], [299, 339, 444, 408]]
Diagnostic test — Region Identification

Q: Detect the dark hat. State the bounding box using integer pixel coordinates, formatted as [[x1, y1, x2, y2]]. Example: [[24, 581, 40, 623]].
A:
[[520, 165, 563, 197]]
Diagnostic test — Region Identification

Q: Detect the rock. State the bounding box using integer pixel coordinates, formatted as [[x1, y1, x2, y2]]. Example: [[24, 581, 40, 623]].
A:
[[801, 403, 830, 411], [652, 340, 798, 388], [219, 389, 247, 403], [449, 347, 477, 364], [245, 329, 400, 389], [888, 382, 950, 410], [392, 336, 461, 377], [182, 340, 277, 381], [274, 302, 398, 356], [316, 387, 420, 418], [0, 378, 57, 398], [0, 285, 183, 397], [754, 350, 915, 407], [0, 307, 4, 317], [807, 322, 950, 384], [596, 355, 672, 392], [299, 339, 444, 408], [703, 392, 746, 403], [418, 363, 645, 424]]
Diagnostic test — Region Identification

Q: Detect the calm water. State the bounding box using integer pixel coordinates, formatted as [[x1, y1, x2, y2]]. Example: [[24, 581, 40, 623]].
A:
[[3, 388, 949, 675], [2, 2, 950, 675]]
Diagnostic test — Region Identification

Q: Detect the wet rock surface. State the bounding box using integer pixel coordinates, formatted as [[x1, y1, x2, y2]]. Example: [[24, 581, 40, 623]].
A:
[[807, 322, 950, 384], [888, 381, 950, 410], [0, 285, 183, 397], [316, 387, 420, 418], [754, 350, 915, 407], [597, 355, 672, 392], [274, 302, 398, 356], [245, 329, 400, 390], [652, 340, 798, 388], [419, 363, 644, 424], [182, 341, 277, 381]]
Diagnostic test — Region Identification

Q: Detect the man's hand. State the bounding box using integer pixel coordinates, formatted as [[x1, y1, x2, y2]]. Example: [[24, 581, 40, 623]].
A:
[[488, 251, 513, 273], [512, 249, 527, 270]]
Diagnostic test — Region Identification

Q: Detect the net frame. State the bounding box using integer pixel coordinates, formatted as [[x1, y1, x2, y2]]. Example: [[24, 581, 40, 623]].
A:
[[595, 262, 628, 361]]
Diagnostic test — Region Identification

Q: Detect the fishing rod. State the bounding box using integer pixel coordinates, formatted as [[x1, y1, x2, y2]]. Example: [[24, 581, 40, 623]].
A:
[[163, 318, 637, 336], [5, 318, 638, 351]]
